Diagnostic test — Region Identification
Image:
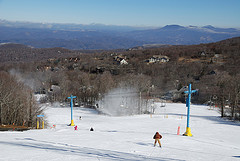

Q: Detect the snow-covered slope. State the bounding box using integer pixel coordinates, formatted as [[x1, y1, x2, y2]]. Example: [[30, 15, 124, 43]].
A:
[[0, 103, 239, 161]]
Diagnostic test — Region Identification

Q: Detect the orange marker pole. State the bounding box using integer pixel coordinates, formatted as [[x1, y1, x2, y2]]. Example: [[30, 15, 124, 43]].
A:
[[177, 126, 180, 135]]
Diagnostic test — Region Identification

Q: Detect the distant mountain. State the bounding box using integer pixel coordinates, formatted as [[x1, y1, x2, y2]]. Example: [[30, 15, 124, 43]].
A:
[[0, 20, 240, 49], [202, 25, 239, 33], [160, 25, 186, 30], [0, 43, 31, 49], [124, 25, 240, 45], [0, 26, 145, 50], [0, 19, 148, 32]]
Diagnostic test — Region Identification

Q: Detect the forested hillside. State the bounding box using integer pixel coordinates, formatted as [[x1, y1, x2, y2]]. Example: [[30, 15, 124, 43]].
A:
[[0, 37, 240, 123]]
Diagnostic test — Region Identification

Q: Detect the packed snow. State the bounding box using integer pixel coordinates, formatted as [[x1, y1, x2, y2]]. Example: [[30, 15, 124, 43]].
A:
[[0, 102, 240, 161]]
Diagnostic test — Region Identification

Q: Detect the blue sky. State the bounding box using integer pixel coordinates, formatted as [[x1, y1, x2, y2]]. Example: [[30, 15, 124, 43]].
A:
[[0, 0, 239, 27]]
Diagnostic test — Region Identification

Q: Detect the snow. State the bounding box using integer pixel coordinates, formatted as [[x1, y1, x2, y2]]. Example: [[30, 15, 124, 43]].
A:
[[1, 103, 240, 161]]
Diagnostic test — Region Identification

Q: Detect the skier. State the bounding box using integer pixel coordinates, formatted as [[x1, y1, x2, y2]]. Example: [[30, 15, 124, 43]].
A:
[[153, 132, 162, 147]]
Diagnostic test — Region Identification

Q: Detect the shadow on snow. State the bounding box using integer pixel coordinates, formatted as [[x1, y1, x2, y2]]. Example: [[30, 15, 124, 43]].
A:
[[164, 113, 240, 127], [0, 138, 183, 161]]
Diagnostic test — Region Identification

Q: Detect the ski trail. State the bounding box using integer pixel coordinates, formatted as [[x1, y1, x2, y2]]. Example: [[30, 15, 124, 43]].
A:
[[10, 138, 173, 161], [189, 137, 240, 150], [163, 144, 233, 159]]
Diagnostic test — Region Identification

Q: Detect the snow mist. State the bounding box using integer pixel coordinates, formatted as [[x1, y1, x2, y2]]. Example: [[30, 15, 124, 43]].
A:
[[97, 87, 140, 116], [9, 69, 36, 90]]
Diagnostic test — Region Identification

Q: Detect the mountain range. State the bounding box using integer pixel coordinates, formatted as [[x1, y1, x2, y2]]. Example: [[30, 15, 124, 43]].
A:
[[1, 20, 240, 49]]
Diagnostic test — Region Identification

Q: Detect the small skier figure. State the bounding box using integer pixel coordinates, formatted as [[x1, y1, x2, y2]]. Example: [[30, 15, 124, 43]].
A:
[[74, 125, 78, 131], [90, 127, 94, 131], [153, 132, 162, 147]]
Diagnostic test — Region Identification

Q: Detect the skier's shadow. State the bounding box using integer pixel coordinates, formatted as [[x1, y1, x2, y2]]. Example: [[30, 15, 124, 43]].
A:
[[135, 142, 152, 146]]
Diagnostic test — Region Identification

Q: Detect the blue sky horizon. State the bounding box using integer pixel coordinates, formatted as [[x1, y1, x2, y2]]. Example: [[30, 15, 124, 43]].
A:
[[0, 0, 240, 28]]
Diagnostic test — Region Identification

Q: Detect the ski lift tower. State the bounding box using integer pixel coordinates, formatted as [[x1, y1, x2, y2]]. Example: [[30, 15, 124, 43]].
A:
[[68, 95, 76, 126], [183, 84, 197, 136]]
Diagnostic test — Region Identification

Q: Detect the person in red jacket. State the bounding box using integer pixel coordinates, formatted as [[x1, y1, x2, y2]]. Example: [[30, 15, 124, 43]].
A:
[[153, 132, 162, 147]]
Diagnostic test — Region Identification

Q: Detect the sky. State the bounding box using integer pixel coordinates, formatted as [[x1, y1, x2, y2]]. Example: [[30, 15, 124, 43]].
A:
[[0, 0, 240, 28]]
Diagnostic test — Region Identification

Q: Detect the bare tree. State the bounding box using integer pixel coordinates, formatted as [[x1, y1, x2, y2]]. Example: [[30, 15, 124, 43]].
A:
[[0, 71, 42, 127]]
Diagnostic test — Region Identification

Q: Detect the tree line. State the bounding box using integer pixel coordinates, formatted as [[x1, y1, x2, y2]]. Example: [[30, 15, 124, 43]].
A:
[[0, 71, 43, 127]]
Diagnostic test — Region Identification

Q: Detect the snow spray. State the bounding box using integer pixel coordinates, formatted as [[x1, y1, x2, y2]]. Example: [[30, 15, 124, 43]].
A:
[[97, 87, 139, 116]]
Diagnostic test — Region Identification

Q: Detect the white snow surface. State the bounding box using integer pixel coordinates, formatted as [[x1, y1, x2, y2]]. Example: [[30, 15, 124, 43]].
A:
[[1, 103, 240, 161]]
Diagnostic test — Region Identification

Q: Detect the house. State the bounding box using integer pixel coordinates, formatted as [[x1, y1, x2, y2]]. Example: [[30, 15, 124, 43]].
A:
[[146, 55, 170, 64], [120, 59, 128, 65], [114, 55, 128, 65], [49, 85, 61, 93], [199, 51, 206, 56], [211, 54, 224, 64]]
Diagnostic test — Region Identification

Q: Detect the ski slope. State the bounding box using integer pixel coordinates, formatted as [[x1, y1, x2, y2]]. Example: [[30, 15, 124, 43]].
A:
[[0, 103, 240, 161]]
